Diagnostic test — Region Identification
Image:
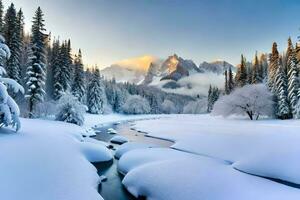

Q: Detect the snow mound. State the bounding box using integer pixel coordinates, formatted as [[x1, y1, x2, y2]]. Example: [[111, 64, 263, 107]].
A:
[[107, 128, 117, 134], [120, 148, 300, 200], [110, 135, 128, 144], [115, 142, 158, 159], [80, 141, 113, 163]]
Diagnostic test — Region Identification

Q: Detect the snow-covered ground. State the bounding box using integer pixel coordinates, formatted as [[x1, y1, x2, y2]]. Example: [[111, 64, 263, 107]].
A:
[[0, 118, 113, 200], [0, 113, 166, 200], [117, 114, 300, 200]]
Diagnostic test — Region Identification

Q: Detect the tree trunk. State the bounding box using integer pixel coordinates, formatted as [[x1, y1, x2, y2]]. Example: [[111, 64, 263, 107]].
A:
[[246, 111, 253, 120]]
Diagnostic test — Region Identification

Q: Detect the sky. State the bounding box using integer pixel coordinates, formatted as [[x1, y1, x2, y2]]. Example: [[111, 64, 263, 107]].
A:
[[3, 0, 300, 69]]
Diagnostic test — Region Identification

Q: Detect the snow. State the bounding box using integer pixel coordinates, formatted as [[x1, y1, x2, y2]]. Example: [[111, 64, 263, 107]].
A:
[[117, 114, 300, 199], [110, 135, 128, 144], [0, 118, 111, 200], [115, 142, 158, 159], [107, 128, 118, 134], [121, 148, 300, 200]]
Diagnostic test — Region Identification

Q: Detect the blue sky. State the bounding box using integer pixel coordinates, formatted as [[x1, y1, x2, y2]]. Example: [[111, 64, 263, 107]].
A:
[[3, 0, 300, 68]]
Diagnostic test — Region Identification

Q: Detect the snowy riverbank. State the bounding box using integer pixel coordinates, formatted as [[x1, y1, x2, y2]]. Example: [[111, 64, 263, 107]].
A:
[[117, 114, 300, 200], [0, 118, 113, 200]]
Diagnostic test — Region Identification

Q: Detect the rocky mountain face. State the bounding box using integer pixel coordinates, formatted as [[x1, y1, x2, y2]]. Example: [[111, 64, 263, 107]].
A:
[[143, 54, 203, 83], [198, 61, 236, 75]]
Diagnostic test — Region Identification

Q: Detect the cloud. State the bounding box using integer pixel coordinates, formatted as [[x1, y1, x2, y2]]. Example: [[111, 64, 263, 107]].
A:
[[156, 72, 224, 97]]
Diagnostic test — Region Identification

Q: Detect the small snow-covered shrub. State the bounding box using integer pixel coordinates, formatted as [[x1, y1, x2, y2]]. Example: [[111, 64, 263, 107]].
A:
[[212, 84, 274, 120], [183, 99, 208, 114], [55, 93, 86, 126], [161, 99, 178, 114], [0, 35, 24, 131], [122, 95, 151, 115]]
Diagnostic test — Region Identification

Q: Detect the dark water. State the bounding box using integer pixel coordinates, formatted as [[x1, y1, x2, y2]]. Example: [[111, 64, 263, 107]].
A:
[[92, 121, 173, 200]]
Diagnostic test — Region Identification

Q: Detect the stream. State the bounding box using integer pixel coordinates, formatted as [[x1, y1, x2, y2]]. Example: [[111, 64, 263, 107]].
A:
[[91, 120, 173, 200]]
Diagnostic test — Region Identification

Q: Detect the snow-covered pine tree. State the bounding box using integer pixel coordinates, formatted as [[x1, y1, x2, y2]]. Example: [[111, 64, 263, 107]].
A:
[[0, 0, 3, 33], [286, 38, 300, 118], [87, 68, 106, 114], [228, 66, 235, 93], [207, 85, 219, 112], [259, 53, 269, 82], [71, 49, 85, 103], [252, 52, 261, 84], [57, 40, 72, 92], [52, 39, 64, 100], [207, 85, 212, 112], [235, 54, 247, 87], [0, 34, 24, 131], [268, 42, 280, 93], [3, 3, 21, 84], [224, 69, 229, 95], [26, 7, 47, 118], [274, 58, 291, 119]]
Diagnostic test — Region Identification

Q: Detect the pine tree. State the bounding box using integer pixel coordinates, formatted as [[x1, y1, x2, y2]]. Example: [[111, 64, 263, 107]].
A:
[[224, 69, 229, 94], [235, 54, 247, 87], [259, 53, 268, 82], [3, 3, 21, 83], [52, 39, 64, 100], [275, 59, 291, 119], [252, 52, 261, 84], [269, 42, 279, 93], [72, 49, 85, 103], [87, 68, 106, 114], [286, 38, 300, 117], [228, 66, 234, 93], [0, 0, 3, 33], [26, 7, 47, 118]]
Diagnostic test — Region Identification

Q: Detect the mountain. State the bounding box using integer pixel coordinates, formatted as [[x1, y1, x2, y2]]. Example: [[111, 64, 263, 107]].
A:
[[101, 55, 161, 84], [143, 54, 202, 84], [198, 61, 236, 74]]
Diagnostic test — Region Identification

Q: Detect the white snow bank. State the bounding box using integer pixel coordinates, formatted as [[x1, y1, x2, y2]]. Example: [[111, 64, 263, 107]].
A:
[[133, 115, 300, 184], [0, 118, 109, 200], [118, 148, 196, 175], [120, 148, 300, 200], [115, 142, 158, 159], [84, 113, 163, 128], [79, 141, 112, 163], [110, 135, 128, 144]]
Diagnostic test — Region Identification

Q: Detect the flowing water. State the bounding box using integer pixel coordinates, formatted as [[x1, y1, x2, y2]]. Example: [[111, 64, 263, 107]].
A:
[[92, 121, 173, 200]]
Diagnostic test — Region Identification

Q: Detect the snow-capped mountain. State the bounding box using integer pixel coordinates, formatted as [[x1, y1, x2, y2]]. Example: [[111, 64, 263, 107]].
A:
[[199, 61, 236, 74], [143, 54, 202, 84]]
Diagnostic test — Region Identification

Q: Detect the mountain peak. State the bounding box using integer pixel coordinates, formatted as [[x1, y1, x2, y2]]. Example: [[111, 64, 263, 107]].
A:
[[113, 55, 159, 73]]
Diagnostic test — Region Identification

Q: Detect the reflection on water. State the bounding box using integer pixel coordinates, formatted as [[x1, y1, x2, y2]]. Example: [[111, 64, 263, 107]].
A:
[[92, 121, 173, 200]]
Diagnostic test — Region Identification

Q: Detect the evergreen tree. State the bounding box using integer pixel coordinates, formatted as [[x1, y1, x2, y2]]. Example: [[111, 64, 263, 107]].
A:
[[87, 68, 106, 114], [235, 54, 247, 87], [228, 66, 234, 93], [286, 38, 300, 117], [52, 39, 64, 100], [3, 3, 21, 83], [26, 7, 47, 118], [0, 0, 3, 33], [259, 53, 268, 82], [207, 85, 220, 112], [275, 60, 291, 119], [269, 42, 279, 93], [224, 69, 229, 94], [71, 49, 85, 103], [252, 52, 261, 84]]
